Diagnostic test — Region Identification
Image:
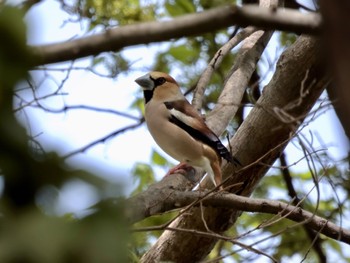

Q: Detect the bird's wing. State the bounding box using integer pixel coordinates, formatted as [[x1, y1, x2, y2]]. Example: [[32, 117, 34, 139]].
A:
[[164, 100, 237, 164]]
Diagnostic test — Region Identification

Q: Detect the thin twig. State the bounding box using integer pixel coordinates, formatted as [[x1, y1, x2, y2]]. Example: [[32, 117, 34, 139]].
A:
[[19, 104, 141, 121], [63, 121, 143, 159]]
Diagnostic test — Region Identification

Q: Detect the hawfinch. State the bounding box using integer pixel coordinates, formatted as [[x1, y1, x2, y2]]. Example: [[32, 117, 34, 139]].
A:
[[135, 71, 239, 189]]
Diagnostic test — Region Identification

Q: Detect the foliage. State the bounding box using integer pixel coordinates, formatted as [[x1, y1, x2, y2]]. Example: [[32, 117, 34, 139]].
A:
[[75, 0, 156, 27], [279, 32, 298, 47], [0, 5, 129, 263]]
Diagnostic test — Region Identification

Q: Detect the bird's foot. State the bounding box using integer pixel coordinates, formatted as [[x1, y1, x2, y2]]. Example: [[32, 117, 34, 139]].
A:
[[165, 163, 194, 176]]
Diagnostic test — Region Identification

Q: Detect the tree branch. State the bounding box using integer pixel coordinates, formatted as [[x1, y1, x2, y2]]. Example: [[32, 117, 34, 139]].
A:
[[127, 189, 350, 245], [321, 1, 350, 143], [30, 5, 321, 66], [207, 28, 273, 136], [192, 26, 258, 111], [235, 4, 321, 34], [141, 35, 329, 262], [63, 121, 143, 159], [15, 104, 140, 121]]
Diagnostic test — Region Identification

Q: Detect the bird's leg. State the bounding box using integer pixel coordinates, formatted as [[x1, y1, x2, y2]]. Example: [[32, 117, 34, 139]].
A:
[[165, 162, 194, 176], [212, 161, 224, 191]]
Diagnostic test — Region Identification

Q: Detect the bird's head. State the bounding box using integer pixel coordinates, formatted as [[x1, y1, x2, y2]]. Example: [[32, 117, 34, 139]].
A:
[[135, 71, 177, 90], [135, 72, 181, 103]]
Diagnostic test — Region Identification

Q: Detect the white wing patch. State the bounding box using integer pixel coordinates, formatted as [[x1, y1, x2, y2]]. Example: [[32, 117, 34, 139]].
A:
[[168, 107, 198, 127]]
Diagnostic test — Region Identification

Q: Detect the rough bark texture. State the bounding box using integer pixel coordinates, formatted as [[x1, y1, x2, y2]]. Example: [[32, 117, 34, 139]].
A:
[[126, 172, 198, 224], [129, 190, 350, 244], [141, 35, 328, 262]]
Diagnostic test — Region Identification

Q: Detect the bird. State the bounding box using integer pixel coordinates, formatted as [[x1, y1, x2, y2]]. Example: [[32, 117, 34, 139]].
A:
[[135, 71, 240, 189]]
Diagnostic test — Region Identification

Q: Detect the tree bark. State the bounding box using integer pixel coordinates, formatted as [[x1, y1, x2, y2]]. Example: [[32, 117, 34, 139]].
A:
[[128, 189, 350, 244], [141, 35, 328, 262], [321, 1, 350, 143], [30, 5, 321, 66]]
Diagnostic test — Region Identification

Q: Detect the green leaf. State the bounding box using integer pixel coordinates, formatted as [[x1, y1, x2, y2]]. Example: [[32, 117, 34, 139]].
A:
[[200, 0, 235, 9], [279, 32, 298, 47], [131, 162, 155, 194], [165, 0, 195, 16], [130, 96, 145, 115], [92, 56, 105, 66], [299, 171, 312, 180], [151, 150, 170, 167], [327, 239, 342, 254], [168, 44, 198, 63]]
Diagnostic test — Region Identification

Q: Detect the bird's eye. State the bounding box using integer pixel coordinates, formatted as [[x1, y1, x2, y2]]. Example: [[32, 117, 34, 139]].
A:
[[155, 77, 166, 86]]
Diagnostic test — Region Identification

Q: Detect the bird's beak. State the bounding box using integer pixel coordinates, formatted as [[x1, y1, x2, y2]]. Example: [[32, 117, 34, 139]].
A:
[[135, 73, 154, 90]]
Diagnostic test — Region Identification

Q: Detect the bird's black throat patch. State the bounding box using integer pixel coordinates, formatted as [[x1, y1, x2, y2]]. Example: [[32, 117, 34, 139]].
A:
[[143, 90, 154, 104]]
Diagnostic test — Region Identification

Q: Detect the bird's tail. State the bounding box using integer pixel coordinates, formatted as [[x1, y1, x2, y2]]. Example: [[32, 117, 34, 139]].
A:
[[215, 140, 241, 166]]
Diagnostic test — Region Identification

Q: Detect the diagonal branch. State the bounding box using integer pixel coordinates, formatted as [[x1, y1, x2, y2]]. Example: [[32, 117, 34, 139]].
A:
[[63, 121, 143, 159], [207, 28, 273, 136], [199, 0, 278, 186], [192, 26, 258, 111]]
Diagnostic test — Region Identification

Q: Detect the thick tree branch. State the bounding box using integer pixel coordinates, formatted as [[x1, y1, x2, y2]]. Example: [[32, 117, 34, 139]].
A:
[[126, 172, 198, 224], [127, 188, 350, 245], [30, 5, 321, 66], [236, 4, 321, 34], [141, 35, 329, 262], [321, 1, 350, 143]]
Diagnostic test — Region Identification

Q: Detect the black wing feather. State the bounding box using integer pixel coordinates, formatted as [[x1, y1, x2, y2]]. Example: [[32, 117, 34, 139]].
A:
[[168, 115, 240, 166]]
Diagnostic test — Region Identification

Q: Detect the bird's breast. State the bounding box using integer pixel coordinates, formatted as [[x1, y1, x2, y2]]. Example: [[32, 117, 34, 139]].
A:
[[145, 102, 206, 165]]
